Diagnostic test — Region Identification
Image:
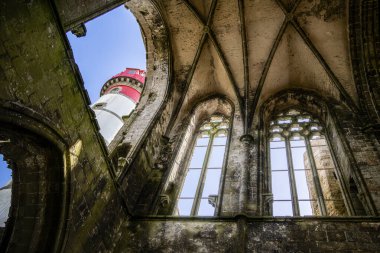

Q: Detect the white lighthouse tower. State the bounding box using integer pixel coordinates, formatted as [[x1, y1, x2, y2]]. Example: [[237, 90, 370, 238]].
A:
[[92, 68, 146, 145]]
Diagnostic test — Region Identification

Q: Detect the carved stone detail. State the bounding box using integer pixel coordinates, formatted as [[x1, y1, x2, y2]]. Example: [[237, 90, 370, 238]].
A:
[[154, 136, 172, 171], [208, 195, 218, 208], [111, 142, 131, 174], [71, 23, 87, 37], [262, 193, 273, 204], [262, 193, 273, 215], [159, 194, 170, 208], [239, 134, 254, 145]]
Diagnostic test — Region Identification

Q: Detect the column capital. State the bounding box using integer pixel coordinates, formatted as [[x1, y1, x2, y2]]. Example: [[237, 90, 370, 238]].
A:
[[239, 134, 254, 144], [71, 23, 87, 37]]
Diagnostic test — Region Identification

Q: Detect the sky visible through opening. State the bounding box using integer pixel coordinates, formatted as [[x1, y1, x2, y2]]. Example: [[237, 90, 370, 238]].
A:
[[66, 5, 146, 103], [0, 6, 343, 218], [0, 155, 11, 188], [0, 154, 11, 227]]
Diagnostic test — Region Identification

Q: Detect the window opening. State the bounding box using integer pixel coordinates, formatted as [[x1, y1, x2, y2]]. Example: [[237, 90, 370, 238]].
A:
[[269, 109, 347, 216], [67, 6, 146, 145], [0, 154, 12, 227], [176, 115, 229, 216], [67, 5, 146, 104], [109, 87, 122, 94]]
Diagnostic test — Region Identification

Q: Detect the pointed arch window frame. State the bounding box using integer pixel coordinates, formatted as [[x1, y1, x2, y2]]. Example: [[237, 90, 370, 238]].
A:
[[267, 108, 351, 217], [175, 115, 231, 217]]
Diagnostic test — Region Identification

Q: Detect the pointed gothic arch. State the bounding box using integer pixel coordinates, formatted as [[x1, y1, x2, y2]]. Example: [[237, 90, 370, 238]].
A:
[[258, 89, 377, 216], [155, 96, 235, 215], [0, 105, 70, 253]]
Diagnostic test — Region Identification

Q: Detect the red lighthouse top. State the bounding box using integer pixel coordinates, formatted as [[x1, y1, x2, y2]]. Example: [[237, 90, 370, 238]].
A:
[[101, 68, 146, 103], [112, 68, 146, 84]]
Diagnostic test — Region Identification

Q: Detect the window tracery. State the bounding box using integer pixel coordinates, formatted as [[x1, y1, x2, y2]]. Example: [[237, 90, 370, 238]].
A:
[[268, 109, 347, 216], [175, 115, 230, 216]]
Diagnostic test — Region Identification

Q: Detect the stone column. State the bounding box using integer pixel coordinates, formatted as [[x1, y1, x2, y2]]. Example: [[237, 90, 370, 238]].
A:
[[239, 134, 254, 214]]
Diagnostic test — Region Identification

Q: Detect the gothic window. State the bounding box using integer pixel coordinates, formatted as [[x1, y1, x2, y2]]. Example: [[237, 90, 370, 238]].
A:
[[175, 115, 229, 216], [269, 109, 347, 216], [109, 87, 122, 94]]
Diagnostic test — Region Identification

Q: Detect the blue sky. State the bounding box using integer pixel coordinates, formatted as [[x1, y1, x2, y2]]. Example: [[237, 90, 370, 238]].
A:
[[0, 5, 146, 187], [66, 5, 146, 103], [0, 155, 11, 188]]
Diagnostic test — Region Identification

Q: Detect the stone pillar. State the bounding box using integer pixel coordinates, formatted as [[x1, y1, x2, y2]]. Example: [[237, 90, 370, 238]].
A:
[[239, 134, 254, 214]]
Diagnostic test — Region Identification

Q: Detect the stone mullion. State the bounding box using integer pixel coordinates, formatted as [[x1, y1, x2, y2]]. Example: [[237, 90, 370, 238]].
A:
[[285, 136, 300, 216], [304, 138, 327, 216], [191, 134, 214, 216], [265, 135, 273, 216]]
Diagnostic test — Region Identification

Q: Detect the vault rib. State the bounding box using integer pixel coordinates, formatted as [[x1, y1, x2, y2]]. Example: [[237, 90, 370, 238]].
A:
[[290, 0, 302, 12], [165, 32, 208, 135], [208, 30, 245, 119], [182, 0, 204, 23], [238, 0, 250, 134], [166, 0, 218, 134], [274, 0, 359, 113], [249, 0, 303, 125], [290, 19, 359, 112], [275, 0, 302, 13], [182, 0, 217, 26], [275, 0, 288, 13], [249, 19, 288, 125], [180, 0, 244, 119]]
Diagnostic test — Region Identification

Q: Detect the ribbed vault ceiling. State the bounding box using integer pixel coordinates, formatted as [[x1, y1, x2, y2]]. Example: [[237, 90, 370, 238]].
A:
[[163, 0, 358, 133]]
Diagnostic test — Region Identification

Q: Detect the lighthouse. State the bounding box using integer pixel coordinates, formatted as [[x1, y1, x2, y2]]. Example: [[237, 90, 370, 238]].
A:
[[92, 68, 146, 145]]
